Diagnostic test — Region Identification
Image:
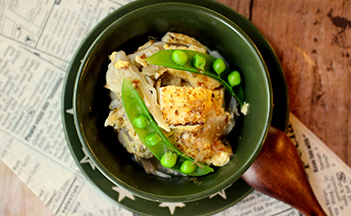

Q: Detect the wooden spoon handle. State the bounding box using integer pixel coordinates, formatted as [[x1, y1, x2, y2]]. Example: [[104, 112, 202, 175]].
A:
[[242, 127, 327, 216]]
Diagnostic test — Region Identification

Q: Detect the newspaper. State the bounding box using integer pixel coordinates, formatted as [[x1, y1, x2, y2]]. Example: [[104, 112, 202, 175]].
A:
[[0, 1, 350, 215]]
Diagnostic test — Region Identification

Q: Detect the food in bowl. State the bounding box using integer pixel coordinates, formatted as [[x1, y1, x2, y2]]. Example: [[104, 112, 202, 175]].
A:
[[104, 32, 248, 177]]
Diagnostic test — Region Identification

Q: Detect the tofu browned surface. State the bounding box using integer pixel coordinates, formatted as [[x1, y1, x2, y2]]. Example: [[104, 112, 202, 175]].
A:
[[105, 32, 236, 170], [160, 86, 212, 126], [160, 85, 233, 166]]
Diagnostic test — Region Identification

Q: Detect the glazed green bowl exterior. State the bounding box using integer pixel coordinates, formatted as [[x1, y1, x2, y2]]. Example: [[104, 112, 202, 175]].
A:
[[73, 2, 272, 202]]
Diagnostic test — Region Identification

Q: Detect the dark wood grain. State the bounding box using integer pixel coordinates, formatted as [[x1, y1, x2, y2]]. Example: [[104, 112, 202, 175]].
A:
[[217, 0, 351, 166], [1, 1, 350, 215], [242, 127, 327, 216]]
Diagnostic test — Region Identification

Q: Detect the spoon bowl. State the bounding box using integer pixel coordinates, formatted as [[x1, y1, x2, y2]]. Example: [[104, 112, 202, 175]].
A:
[[242, 127, 327, 216]]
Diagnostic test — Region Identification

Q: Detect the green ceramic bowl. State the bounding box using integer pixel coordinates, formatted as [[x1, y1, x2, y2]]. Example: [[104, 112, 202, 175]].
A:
[[73, 2, 272, 203]]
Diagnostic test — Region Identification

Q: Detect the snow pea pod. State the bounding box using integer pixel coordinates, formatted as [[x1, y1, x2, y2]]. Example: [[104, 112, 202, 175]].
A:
[[146, 49, 244, 106], [121, 78, 214, 176]]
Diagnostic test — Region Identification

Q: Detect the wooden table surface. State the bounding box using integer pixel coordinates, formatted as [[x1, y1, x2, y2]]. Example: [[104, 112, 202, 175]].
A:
[[1, 0, 350, 215]]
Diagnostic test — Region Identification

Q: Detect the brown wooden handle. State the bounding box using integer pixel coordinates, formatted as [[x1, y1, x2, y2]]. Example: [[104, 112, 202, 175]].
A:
[[242, 127, 327, 216]]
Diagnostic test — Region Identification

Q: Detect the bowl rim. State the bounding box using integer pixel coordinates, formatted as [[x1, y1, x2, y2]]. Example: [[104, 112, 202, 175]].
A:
[[72, 2, 273, 202]]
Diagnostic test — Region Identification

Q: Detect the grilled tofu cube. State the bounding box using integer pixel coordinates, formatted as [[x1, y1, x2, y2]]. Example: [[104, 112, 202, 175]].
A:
[[160, 86, 212, 126]]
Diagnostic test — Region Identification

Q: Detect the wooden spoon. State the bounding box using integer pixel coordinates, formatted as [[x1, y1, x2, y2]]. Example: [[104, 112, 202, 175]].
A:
[[242, 126, 327, 216]]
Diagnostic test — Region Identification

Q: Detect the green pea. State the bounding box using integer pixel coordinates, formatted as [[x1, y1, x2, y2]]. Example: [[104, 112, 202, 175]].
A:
[[160, 152, 177, 168], [193, 54, 206, 71], [171, 50, 188, 66], [213, 58, 226, 75], [180, 160, 197, 174], [122, 78, 214, 176], [145, 133, 162, 146], [133, 114, 149, 129], [228, 71, 241, 87]]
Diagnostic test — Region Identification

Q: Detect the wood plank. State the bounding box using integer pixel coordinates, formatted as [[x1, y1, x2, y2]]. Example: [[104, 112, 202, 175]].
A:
[[1, 1, 350, 216], [217, 0, 351, 166], [0, 160, 55, 216], [248, 0, 351, 165], [216, 0, 252, 19]]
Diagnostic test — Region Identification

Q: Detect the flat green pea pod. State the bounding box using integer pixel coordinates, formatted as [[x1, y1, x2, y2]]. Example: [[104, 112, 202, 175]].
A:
[[121, 78, 214, 176], [146, 49, 244, 107]]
